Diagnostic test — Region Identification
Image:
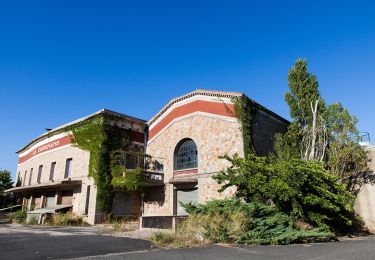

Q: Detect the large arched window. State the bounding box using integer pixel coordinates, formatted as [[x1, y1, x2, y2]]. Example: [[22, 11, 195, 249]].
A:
[[174, 139, 198, 170]]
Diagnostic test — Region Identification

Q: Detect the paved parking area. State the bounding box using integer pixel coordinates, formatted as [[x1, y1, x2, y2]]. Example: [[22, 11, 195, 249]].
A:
[[1, 224, 375, 260], [0, 224, 152, 259]]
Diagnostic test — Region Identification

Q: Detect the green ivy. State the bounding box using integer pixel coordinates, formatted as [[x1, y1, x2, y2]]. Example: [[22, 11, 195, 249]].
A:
[[111, 167, 147, 196], [63, 115, 144, 214], [232, 95, 256, 156]]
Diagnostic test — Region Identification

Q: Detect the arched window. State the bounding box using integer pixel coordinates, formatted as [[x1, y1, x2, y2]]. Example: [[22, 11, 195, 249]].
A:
[[174, 139, 198, 170]]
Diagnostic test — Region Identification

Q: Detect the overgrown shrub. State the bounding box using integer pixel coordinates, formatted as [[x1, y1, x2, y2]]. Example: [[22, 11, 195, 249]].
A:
[[182, 199, 334, 245], [151, 232, 176, 247], [214, 153, 357, 233], [151, 216, 208, 248], [109, 216, 137, 232], [13, 209, 27, 223], [51, 211, 84, 226], [27, 216, 38, 225]]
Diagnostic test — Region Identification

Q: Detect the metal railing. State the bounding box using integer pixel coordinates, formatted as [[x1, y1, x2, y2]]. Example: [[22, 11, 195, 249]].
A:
[[116, 153, 165, 185], [359, 132, 371, 146], [116, 152, 165, 174]]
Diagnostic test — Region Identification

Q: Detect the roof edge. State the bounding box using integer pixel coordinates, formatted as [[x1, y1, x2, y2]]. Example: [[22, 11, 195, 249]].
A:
[[148, 89, 290, 126], [16, 109, 146, 154], [148, 89, 243, 125]]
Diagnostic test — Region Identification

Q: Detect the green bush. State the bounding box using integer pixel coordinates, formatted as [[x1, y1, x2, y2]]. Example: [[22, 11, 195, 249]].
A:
[[182, 199, 334, 245], [27, 216, 38, 225], [51, 211, 84, 226], [151, 217, 207, 248], [13, 209, 27, 223], [152, 232, 176, 246], [214, 153, 357, 233]]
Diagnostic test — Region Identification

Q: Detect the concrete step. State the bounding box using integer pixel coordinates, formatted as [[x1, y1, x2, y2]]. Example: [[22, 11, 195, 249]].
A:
[[123, 221, 139, 231]]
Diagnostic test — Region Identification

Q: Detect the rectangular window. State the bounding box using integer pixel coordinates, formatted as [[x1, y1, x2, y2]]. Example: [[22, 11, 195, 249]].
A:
[[85, 185, 91, 214], [64, 158, 73, 178], [23, 171, 27, 186], [37, 165, 43, 183], [16, 172, 21, 187], [49, 162, 56, 181], [28, 168, 33, 186]]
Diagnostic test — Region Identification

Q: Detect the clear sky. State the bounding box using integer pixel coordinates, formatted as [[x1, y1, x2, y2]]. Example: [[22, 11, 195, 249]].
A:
[[1, 1, 375, 180]]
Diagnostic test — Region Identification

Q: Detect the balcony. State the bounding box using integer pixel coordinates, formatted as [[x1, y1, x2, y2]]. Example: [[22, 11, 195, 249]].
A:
[[119, 152, 165, 186]]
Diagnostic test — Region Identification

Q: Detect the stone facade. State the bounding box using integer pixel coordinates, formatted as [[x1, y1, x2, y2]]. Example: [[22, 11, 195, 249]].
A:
[[144, 113, 242, 216], [8, 90, 290, 227], [143, 90, 289, 219], [252, 109, 289, 156]]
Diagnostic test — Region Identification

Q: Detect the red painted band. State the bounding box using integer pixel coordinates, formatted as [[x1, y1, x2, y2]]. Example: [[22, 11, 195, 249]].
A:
[[149, 100, 235, 140], [18, 135, 72, 164]]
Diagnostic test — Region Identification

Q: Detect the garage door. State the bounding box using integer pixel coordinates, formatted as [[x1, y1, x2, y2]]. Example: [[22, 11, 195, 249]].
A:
[[176, 187, 198, 216]]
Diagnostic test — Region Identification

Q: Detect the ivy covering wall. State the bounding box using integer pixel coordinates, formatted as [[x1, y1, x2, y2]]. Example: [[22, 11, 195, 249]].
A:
[[232, 95, 256, 156], [63, 115, 145, 214]]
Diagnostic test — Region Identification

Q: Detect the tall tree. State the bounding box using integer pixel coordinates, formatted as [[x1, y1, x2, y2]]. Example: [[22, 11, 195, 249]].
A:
[[325, 103, 373, 195], [277, 59, 327, 161], [0, 169, 14, 208], [285, 59, 325, 127], [275, 59, 373, 195]]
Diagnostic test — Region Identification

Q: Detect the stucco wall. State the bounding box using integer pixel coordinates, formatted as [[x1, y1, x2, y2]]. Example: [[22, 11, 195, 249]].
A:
[[355, 146, 375, 232], [16, 136, 99, 224], [144, 113, 242, 216], [15, 114, 146, 225]]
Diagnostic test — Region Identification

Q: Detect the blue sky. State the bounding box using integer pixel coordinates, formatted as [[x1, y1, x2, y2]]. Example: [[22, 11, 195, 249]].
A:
[[1, 1, 375, 180]]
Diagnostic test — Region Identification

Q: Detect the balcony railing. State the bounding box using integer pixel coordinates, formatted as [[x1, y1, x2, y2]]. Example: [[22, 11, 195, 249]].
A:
[[359, 132, 371, 146], [119, 152, 165, 185]]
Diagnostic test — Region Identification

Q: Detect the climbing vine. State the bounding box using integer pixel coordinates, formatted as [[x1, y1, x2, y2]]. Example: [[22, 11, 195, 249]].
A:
[[63, 115, 145, 214], [232, 95, 256, 156]]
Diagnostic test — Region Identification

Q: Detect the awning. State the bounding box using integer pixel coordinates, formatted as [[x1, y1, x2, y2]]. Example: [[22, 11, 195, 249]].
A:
[[168, 177, 198, 184], [4, 179, 82, 194], [27, 205, 72, 214], [26, 205, 73, 224]]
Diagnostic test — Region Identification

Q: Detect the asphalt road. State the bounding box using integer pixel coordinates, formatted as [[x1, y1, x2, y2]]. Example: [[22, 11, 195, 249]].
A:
[[1, 224, 375, 260], [88, 240, 375, 260], [0, 224, 152, 260]]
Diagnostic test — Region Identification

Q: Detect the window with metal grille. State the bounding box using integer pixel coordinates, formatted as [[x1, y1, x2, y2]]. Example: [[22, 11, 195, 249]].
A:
[[174, 139, 198, 170]]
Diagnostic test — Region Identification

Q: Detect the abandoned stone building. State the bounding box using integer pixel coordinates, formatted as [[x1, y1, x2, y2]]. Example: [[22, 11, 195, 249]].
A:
[[6, 89, 289, 226]]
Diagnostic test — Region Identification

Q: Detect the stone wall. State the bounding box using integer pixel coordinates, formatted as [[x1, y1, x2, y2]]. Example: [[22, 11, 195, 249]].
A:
[[144, 113, 242, 216], [251, 109, 289, 156]]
